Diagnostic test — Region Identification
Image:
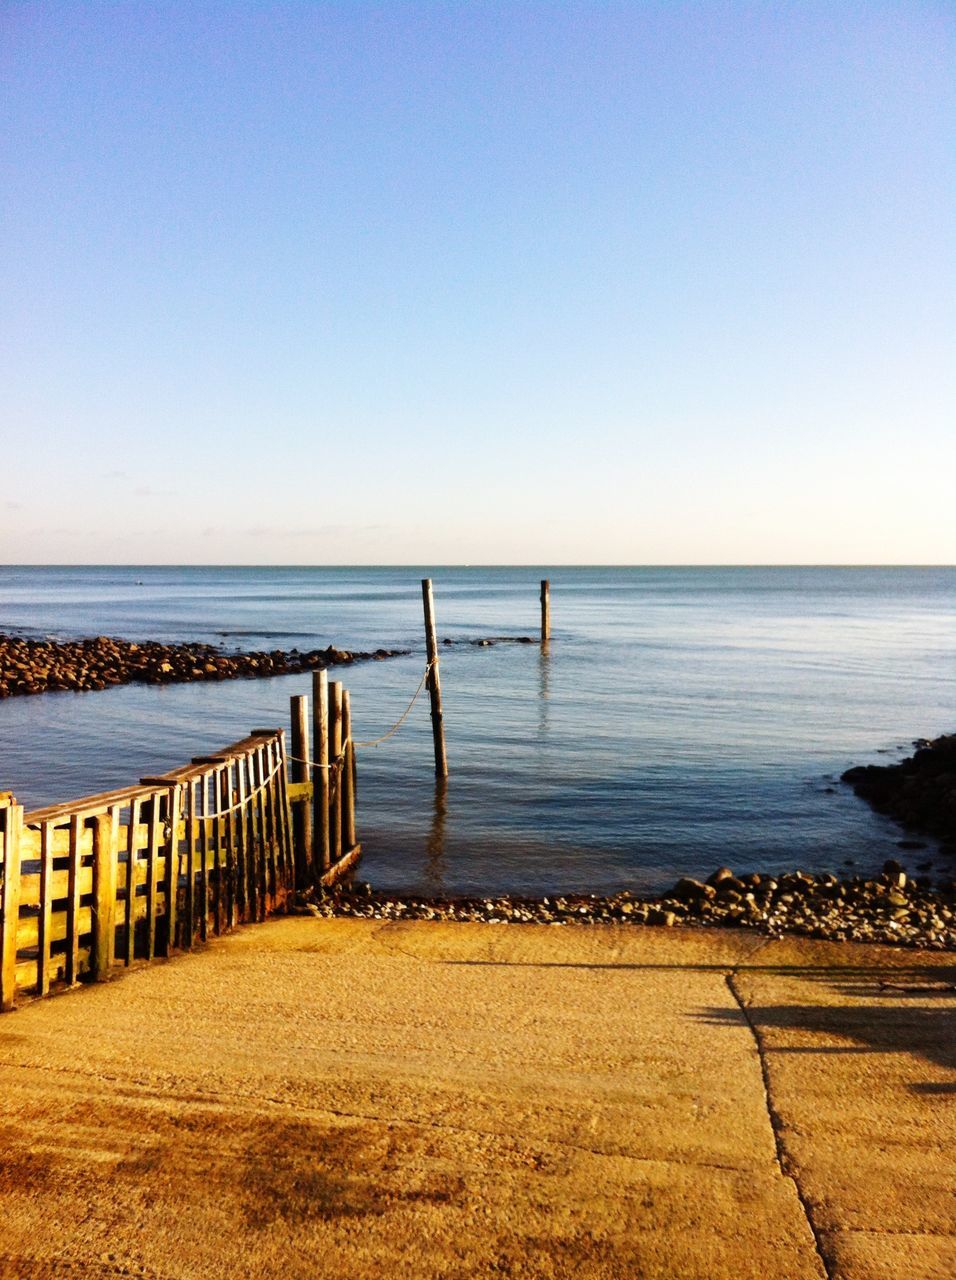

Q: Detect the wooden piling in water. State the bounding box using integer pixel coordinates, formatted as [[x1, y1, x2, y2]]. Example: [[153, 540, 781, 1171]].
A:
[[312, 670, 330, 875], [342, 689, 356, 851], [329, 681, 344, 865], [540, 578, 551, 645], [421, 578, 448, 778]]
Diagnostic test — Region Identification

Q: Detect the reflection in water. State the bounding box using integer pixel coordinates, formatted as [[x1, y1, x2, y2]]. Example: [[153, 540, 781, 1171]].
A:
[[424, 778, 449, 894], [538, 642, 551, 737]]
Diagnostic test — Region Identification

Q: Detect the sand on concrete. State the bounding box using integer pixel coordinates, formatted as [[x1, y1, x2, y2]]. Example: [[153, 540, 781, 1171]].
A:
[[0, 918, 952, 1280]]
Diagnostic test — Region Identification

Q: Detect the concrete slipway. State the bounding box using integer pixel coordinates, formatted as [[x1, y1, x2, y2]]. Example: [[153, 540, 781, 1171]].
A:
[[0, 918, 953, 1279]]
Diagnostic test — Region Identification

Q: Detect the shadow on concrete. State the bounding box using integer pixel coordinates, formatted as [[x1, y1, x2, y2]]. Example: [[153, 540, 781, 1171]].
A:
[[698, 971, 956, 1088]]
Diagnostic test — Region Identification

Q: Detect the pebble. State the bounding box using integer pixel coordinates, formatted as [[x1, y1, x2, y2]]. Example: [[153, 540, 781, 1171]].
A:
[[303, 858, 956, 951]]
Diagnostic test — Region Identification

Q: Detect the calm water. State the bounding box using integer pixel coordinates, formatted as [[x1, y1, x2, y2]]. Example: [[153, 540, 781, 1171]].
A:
[[1, 566, 953, 894]]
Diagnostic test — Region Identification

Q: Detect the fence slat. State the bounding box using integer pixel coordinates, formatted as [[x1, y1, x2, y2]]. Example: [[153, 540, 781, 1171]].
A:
[[313, 670, 330, 876], [37, 819, 54, 996], [275, 729, 295, 897], [233, 758, 248, 923], [220, 766, 236, 931], [212, 765, 224, 936], [329, 681, 343, 866], [252, 748, 268, 920], [1, 804, 24, 1010], [184, 780, 196, 948], [290, 695, 312, 889], [65, 813, 82, 985], [163, 785, 181, 956], [145, 796, 161, 960], [90, 807, 119, 980], [6, 725, 340, 1017], [125, 797, 141, 965]]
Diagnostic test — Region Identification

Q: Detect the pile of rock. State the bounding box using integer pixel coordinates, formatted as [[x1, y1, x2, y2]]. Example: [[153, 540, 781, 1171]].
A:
[[0, 634, 409, 698], [302, 861, 956, 950], [843, 734, 956, 847]]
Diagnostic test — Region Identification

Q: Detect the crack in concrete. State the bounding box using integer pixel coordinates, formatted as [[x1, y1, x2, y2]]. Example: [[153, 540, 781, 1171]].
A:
[[726, 966, 833, 1280]]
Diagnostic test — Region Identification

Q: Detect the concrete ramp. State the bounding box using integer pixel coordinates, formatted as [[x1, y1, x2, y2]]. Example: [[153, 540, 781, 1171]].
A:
[[0, 919, 952, 1279]]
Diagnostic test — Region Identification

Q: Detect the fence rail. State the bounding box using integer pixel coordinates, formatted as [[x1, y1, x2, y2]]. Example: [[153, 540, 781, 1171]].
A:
[[1, 695, 359, 1012]]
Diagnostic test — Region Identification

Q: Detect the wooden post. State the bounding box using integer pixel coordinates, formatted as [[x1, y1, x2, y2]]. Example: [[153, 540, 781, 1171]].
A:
[[37, 820, 54, 996], [124, 798, 141, 965], [219, 766, 236, 930], [65, 813, 82, 985], [90, 807, 119, 981], [342, 689, 356, 852], [144, 795, 161, 958], [0, 802, 23, 1011], [163, 785, 182, 954], [312, 670, 330, 875], [290, 694, 313, 889], [421, 578, 448, 778], [275, 729, 296, 900], [329, 681, 343, 865], [540, 578, 551, 645]]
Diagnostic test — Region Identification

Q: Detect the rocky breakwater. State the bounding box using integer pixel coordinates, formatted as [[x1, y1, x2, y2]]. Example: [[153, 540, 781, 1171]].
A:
[[843, 734, 956, 850], [0, 634, 409, 698], [301, 861, 956, 950]]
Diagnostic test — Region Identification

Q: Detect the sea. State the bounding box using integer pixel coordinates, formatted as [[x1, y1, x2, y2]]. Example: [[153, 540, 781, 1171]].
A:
[[1, 566, 953, 896]]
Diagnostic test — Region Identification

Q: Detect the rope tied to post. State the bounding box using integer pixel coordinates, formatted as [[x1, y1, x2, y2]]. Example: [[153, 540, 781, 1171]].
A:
[[352, 659, 435, 748]]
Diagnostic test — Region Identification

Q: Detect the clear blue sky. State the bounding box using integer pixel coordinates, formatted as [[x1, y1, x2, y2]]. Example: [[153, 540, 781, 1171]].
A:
[[2, 1, 953, 564]]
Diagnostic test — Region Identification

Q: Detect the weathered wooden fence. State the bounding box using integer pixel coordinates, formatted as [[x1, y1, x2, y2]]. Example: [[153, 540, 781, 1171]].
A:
[[0, 682, 358, 1012]]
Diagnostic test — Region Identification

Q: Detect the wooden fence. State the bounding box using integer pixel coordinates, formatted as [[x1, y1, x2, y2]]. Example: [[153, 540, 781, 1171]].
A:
[[0, 680, 358, 1012]]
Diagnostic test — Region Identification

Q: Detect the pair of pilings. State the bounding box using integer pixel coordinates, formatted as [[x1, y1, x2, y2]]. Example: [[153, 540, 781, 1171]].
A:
[[288, 670, 356, 889], [421, 576, 551, 781]]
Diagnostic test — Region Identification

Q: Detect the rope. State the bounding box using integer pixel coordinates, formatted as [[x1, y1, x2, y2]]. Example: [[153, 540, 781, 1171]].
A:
[[287, 659, 435, 761], [185, 754, 285, 819], [353, 660, 434, 748]]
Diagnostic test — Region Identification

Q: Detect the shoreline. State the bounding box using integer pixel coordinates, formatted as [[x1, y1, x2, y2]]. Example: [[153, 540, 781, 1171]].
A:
[[307, 860, 956, 950], [0, 632, 409, 698]]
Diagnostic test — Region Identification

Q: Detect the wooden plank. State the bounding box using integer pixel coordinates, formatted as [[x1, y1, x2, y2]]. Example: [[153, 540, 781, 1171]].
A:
[[163, 785, 181, 955], [290, 694, 312, 889], [25, 783, 160, 826], [320, 843, 362, 887], [89, 807, 119, 980], [220, 765, 237, 930], [257, 744, 275, 908], [198, 774, 210, 940], [262, 741, 279, 902], [238, 754, 256, 923], [329, 681, 343, 866], [124, 797, 142, 965], [14, 907, 94, 950], [422, 578, 449, 778], [540, 578, 551, 644], [245, 751, 260, 920], [36, 820, 54, 996], [65, 813, 82, 985], [144, 795, 161, 960], [312, 669, 330, 876], [209, 766, 222, 936], [184, 780, 196, 947], [252, 746, 268, 920], [1, 804, 24, 1010], [234, 756, 249, 923], [342, 691, 357, 852], [275, 729, 295, 899]]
